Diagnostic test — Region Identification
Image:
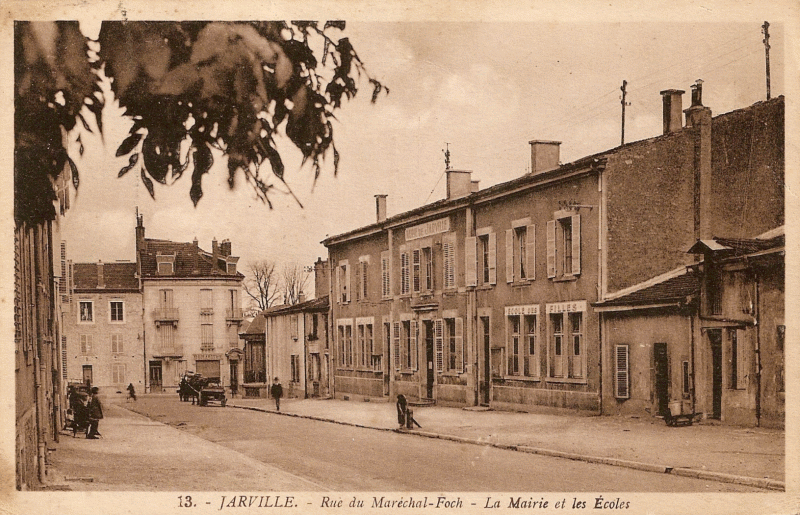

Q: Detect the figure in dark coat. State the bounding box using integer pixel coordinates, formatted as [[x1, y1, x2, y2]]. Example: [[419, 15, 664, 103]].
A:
[[127, 383, 137, 401], [86, 387, 103, 439], [270, 377, 283, 411], [396, 395, 408, 428]]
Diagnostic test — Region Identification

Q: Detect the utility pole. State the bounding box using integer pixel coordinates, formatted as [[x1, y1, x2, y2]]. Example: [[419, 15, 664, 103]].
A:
[[443, 142, 451, 170], [620, 80, 630, 145], [762, 21, 771, 100]]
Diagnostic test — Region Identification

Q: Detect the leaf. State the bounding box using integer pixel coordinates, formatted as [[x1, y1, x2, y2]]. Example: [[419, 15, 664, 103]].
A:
[[77, 113, 93, 133], [118, 153, 139, 177], [140, 168, 155, 199], [190, 143, 213, 206], [116, 132, 142, 157], [324, 20, 346, 31], [333, 145, 339, 176], [68, 157, 79, 190], [262, 140, 284, 180], [77, 134, 84, 156]]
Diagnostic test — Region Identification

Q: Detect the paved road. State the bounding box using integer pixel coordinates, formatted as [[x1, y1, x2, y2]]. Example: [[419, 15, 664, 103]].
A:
[[124, 397, 759, 492]]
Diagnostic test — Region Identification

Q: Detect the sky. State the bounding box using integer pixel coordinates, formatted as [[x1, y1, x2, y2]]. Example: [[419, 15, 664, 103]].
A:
[[57, 14, 787, 306]]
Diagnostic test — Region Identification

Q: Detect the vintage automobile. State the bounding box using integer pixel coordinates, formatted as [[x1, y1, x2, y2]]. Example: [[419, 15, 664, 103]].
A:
[[198, 377, 227, 407]]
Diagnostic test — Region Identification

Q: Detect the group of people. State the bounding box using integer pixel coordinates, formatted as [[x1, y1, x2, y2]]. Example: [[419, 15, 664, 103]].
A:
[[66, 385, 104, 439]]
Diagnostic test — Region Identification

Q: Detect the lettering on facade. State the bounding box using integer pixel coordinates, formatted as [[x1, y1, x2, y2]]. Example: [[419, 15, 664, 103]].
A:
[[504, 305, 540, 316], [405, 218, 450, 241], [545, 300, 587, 314]]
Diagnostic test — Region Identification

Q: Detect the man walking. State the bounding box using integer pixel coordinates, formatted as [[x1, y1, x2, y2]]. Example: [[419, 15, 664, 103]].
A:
[[270, 377, 283, 411], [86, 387, 103, 439]]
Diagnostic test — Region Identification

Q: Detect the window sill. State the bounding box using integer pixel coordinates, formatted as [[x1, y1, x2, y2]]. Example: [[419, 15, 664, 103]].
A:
[[545, 376, 588, 385], [476, 284, 494, 291], [440, 371, 464, 377], [503, 375, 542, 382], [552, 275, 579, 283], [510, 281, 533, 287]]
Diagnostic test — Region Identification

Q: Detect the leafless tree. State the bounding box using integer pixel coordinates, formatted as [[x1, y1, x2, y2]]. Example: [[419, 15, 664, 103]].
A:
[[243, 260, 281, 311], [282, 264, 311, 305]]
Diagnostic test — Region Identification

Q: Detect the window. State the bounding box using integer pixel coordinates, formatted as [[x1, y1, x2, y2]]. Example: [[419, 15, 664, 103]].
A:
[[400, 252, 410, 294], [357, 322, 373, 368], [159, 289, 174, 309], [111, 334, 124, 354], [682, 361, 691, 396], [393, 321, 401, 371], [159, 323, 175, 351], [80, 334, 92, 355], [443, 233, 456, 289], [337, 321, 354, 368], [547, 213, 581, 279], [707, 268, 722, 315], [337, 261, 350, 303], [729, 328, 746, 390], [78, 301, 93, 323], [423, 247, 433, 291], [110, 301, 124, 322], [467, 231, 496, 286], [480, 235, 490, 284], [402, 320, 417, 370], [112, 363, 126, 384], [200, 289, 213, 314], [615, 345, 630, 399], [201, 319, 213, 351], [291, 355, 300, 383], [156, 254, 175, 275], [506, 223, 537, 283], [550, 313, 564, 377], [570, 313, 583, 378], [381, 251, 391, 298], [506, 309, 538, 378], [358, 258, 368, 300]]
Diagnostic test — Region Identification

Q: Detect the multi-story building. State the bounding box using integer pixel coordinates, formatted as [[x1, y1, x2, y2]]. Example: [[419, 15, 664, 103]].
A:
[[62, 259, 144, 393], [323, 85, 784, 422], [136, 214, 245, 393]]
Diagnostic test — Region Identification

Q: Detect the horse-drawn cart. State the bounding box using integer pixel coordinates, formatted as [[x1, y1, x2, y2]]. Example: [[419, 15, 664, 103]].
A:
[[179, 373, 227, 407]]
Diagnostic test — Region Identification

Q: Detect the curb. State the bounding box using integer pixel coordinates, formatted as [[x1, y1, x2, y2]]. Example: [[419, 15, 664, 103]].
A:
[[228, 403, 784, 491]]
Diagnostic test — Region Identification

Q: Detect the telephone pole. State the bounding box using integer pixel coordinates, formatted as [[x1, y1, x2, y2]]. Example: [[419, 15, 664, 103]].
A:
[[620, 80, 630, 145], [762, 21, 771, 100]]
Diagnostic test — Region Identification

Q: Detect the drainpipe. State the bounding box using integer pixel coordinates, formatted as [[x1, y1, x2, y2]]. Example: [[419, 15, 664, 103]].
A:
[[690, 305, 696, 416], [598, 312, 603, 415], [754, 272, 762, 426], [328, 258, 335, 398]]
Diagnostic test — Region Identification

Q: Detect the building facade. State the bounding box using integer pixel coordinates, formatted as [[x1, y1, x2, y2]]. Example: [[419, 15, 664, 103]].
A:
[[136, 215, 245, 393], [62, 260, 144, 393], [323, 87, 784, 419]]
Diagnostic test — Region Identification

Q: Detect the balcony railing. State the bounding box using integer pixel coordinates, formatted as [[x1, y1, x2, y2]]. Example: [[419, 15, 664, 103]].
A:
[[153, 308, 179, 322], [200, 307, 214, 315], [226, 307, 245, 322]]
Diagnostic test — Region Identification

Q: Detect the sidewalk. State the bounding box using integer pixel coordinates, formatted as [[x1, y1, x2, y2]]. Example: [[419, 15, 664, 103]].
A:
[[227, 396, 785, 491], [44, 403, 325, 491]]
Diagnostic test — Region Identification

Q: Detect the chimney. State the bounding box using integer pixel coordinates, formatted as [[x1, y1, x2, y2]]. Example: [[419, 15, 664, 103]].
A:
[[660, 89, 685, 134], [529, 140, 561, 175], [446, 170, 473, 200], [220, 239, 231, 257], [683, 80, 713, 240], [684, 80, 710, 128], [375, 194, 387, 223], [298, 291, 306, 304], [192, 237, 199, 273], [314, 257, 329, 299], [212, 238, 219, 270], [471, 180, 480, 193], [97, 260, 105, 288], [135, 211, 145, 253]]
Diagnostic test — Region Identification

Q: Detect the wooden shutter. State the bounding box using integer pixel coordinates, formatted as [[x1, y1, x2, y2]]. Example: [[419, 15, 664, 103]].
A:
[[412, 249, 421, 293], [455, 317, 464, 373], [443, 233, 455, 289], [526, 224, 536, 280], [401, 252, 409, 294], [381, 251, 390, 298], [335, 266, 342, 303], [410, 320, 418, 369], [615, 344, 630, 399], [345, 265, 351, 302], [488, 232, 497, 285], [571, 214, 581, 276], [435, 319, 444, 372], [546, 220, 556, 278], [393, 321, 401, 370], [355, 264, 361, 301], [465, 236, 477, 287], [361, 260, 368, 299], [505, 229, 514, 283]]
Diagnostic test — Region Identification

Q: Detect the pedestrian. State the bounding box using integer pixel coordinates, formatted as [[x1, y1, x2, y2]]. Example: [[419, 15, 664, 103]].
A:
[[396, 394, 407, 428], [270, 377, 283, 411], [127, 383, 137, 402], [86, 386, 103, 439]]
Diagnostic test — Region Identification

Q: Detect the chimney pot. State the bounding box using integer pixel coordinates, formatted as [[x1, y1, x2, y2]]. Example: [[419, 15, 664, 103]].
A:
[[660, 89, 685, 134], [375, 194, 387, 223], [690, 80, 704, 107], [528, 140, 561, 175]]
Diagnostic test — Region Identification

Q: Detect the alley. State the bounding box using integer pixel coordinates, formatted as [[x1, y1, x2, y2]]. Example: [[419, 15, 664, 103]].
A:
[[50, 396, 764, 492]]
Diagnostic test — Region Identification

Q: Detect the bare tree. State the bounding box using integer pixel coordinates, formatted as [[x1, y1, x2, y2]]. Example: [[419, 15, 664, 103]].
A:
[[244, 260, 282, 311], [282, 264, 311, 305]]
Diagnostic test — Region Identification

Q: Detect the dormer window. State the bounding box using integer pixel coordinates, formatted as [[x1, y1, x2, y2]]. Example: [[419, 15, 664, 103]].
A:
[[225, 256, 240, 275], [156, 253, 176, 275]]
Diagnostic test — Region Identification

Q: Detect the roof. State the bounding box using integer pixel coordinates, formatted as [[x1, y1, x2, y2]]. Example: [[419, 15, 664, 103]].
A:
[[260, 296, 329, 318], [242, 314, 266, 335], [323, 96, 784, 247], [73, 262, 138, 291], [139, 238, 244, 280], [688, 232, 784, 256], [594, 266, 699, 309]]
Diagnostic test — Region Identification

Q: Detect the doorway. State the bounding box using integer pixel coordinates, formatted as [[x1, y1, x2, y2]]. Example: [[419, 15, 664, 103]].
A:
[[481, 316, 491, 405], [709, 329, 723, 419], [424, 320, 434, 399], [149, 361, 163, 392], [82, 365, 93, 386], [654, 343, 669, 416], [229, 362, 239, 396], [383, 322, 390, 397]]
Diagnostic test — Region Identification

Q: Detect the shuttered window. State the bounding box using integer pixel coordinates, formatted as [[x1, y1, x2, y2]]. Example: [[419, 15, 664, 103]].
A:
[[526, 224, 536, 280], [487, 232, 497, 285], [111, 334, 124, 354], [505, 229, 514, 283], [546, 220, 557, 278], [465, 236, 477, 287], [409, 320, 418, 370], [112, 363, 126, 384], [443, 233, 456, 289], [80, 334, 92, 355], [393, 321, 401, 371], [615, 345, 630, 399], [434, 319, 444, 372], [412, 249, 421, 293], [547, 214, 581, 279], [400, 252, 410, 294]]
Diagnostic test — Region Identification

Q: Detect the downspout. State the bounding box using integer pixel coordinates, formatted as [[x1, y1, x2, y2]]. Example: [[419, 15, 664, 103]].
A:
[[690, 303, 696, 416], [598, 311, 603, 415], [48, 223, 61, 444], [754, 272, 762, 426], [466, 205, 478, 406], [328, 258, 335, 398], [33, 225, 47, 483]]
